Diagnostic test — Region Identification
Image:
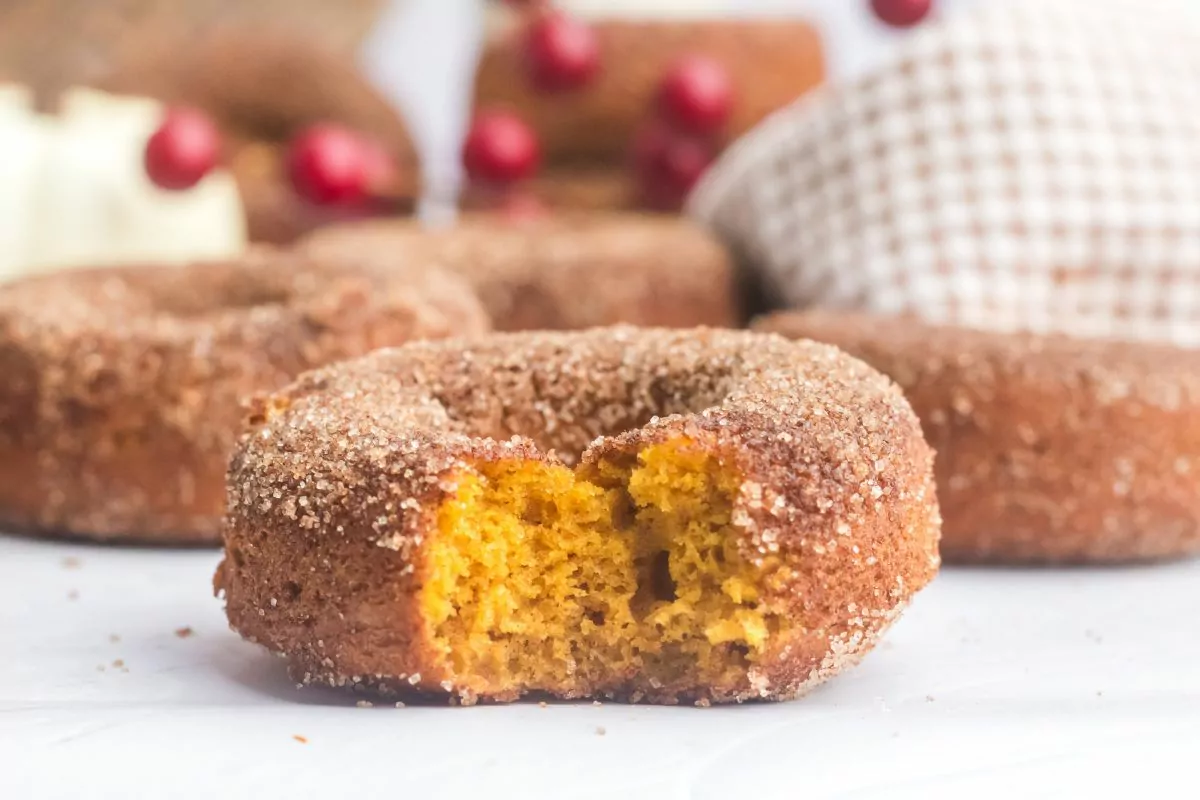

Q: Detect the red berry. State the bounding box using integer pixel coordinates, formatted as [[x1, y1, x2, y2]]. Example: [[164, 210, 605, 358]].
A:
[[658, 56, 734, 135], [523, 12, 600, 92], [630, 121, 716, 210], [144, 107, 220, 191], [870, 0, 933, 28], [287, 125, 370, 206], [463, 111, 541, 185]]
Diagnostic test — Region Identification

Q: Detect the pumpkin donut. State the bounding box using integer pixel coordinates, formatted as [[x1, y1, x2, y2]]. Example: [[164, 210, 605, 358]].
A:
[[300, 214, 742, 331], [215, 327, 940, 705], [0, 248, 488, 545], [756, 311, 1200, 564]]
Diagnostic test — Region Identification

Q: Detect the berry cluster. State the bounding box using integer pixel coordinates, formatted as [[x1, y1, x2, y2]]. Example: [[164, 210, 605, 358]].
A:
[[631, 55, 732, 211], [145, 109, 396, 209], [463, 6, 735, 213]]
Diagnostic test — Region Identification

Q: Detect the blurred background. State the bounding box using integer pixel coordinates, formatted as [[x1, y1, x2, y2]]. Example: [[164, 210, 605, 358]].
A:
[[0, 0, 983, 248]]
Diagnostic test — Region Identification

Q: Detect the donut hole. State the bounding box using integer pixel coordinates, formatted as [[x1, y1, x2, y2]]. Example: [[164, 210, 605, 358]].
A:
[[421, 436, 782, 700]]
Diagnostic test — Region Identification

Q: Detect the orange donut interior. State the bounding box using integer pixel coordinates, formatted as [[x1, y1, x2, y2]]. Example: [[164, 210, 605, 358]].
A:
[[420, 436, 786, 699]]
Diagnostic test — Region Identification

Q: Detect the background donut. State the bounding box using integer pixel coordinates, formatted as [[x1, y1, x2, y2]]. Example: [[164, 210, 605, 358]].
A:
[[0, 248, 488, 544], [757, 310, 1200, 564], [301, 213, 743, 331]]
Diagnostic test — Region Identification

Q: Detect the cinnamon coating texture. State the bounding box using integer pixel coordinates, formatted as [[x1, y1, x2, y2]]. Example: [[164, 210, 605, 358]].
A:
[[301, 214, 742, 331], [216, 327, 940, 705], [756, 311, 1200, 564], [0, 249, 488, 544], [474, 18, 825, 163]]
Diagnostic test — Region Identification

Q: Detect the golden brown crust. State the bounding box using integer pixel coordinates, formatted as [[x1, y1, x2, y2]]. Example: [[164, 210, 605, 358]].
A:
[[755, 310, 1200, 564], [301, 213, 742, 331], [0, 249, 488, 544], [216, 327, 940, 704], [473, 18, 825, 164]]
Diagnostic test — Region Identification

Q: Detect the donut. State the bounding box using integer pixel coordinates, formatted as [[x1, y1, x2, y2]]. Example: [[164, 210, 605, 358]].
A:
[[755, 311, 1200, 564], [301, 214, 743, 331], [0, 248, 488, 544], [474, 17, 825, 163], [215, 327, 940, 704]]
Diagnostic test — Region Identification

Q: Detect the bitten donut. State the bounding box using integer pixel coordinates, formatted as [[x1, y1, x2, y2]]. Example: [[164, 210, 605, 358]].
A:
[[756, 311, 1200, 564], [301, 214, 742, 331], [0, 249, 488, 544], [216, 327, 940, 705]]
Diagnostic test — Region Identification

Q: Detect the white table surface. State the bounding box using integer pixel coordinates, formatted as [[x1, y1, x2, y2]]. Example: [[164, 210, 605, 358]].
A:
[[3, 534, 1197, 799]]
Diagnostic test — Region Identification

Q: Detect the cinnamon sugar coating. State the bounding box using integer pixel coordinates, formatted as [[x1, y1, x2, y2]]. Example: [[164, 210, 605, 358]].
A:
[[0, 248, 488, 544], [216, 327, 940, 704], [756, 311, 1200, 564], [300, 214, 742, 331]]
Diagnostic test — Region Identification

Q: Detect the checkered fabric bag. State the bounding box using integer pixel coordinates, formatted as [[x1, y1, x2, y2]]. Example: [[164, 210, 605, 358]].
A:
[[690, 0, 1200, 346]]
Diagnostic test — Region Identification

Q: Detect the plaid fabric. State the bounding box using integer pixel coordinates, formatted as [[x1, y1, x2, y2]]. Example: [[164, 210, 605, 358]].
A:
[[691, 0, 1200, 346]]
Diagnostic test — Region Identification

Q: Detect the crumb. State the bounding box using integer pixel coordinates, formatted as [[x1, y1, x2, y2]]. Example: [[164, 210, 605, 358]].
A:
[[394, 701, 406, 708], [62, 557, 82, 569], [538, 701, 548, 709], [694, 697, 711, 708], [293, 735, 308, 744], [108, 634, 120, 643], [174, 626, 195, 639], [1096, 690, 1103, 697], [112, 659, 124, 668], [67, 590, 79, 601], [356, 700, 374, 708], [96, 665, 105, 672], [1085, 629, 1103, 644], [592, 700, 602, 707], [595, 726, 606, 736], [925, 695, 935, 702]]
